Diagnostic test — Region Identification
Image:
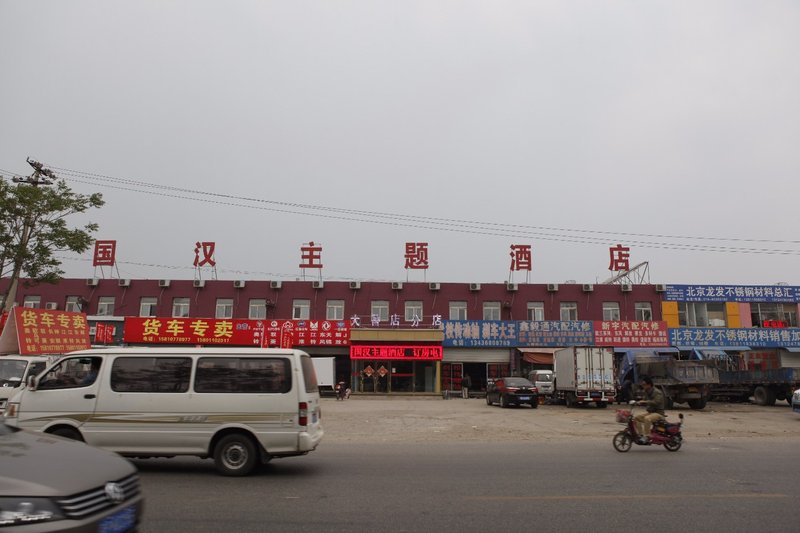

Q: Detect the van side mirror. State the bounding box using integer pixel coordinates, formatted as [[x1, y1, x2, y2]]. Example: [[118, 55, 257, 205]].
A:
[[27, 374, 38, 391]]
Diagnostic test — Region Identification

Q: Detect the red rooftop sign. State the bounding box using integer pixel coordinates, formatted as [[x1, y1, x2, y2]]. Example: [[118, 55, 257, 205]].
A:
[[0, 307, 91, 355]]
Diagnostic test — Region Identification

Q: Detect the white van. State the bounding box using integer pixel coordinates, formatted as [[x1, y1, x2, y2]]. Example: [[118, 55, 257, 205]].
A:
[[528, 369, 554, 395], [3, 347, 324, 476], [0, 355, 58, 411]]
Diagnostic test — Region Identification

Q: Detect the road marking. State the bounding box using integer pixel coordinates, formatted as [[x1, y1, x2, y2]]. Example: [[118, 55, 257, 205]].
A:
[[466, 493, 788, 501]]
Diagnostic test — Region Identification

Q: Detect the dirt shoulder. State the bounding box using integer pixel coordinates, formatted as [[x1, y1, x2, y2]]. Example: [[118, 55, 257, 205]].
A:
[[320, 397, 800, 443]]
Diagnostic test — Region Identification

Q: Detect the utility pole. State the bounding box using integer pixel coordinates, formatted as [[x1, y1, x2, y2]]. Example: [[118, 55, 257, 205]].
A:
[[1, 158, 55, 312]]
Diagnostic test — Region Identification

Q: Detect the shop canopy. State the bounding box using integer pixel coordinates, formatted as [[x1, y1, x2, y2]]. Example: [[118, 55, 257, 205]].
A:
[[675, 346, 750, 352], [518, 347, 558, 365]]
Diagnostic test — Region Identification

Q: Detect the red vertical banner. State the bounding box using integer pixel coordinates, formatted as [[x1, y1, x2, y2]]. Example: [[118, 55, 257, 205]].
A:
[[95, 323, 107, 344]]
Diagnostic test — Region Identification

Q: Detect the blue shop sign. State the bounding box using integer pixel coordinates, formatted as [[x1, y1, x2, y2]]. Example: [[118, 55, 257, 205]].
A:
[[442, 320, 594, 347], [669, 327, 800, 348], [664, 284, 800, 303]]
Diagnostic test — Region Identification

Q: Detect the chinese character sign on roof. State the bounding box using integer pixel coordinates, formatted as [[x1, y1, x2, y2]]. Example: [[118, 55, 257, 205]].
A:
[[404, 242, 429, 270], [299, 241, 323, 269], [509, 244, 532, 271], [608, 244, 630, 271], [193, 241, 216, 267], [92, 240, 117, 267]]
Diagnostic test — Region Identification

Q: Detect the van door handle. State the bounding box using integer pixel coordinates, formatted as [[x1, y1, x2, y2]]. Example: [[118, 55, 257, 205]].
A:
[[84, 394, 96, 399]]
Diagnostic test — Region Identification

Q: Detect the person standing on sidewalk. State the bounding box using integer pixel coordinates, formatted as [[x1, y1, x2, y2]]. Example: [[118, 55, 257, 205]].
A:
[[461, 373, 472, 399]]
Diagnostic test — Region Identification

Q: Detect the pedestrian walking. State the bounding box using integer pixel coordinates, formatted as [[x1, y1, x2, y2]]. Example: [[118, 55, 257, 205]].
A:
[[462, 373, 472, 399]]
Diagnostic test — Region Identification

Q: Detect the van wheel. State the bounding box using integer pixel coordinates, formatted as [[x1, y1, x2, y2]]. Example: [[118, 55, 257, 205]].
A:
[[214, 434, 258, 476], [49, 427, 83, 442]]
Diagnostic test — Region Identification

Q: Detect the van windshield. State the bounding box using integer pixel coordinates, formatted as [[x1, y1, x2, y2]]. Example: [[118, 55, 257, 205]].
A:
[[300, 355, 319, 393], [0, 360, 27, 387]]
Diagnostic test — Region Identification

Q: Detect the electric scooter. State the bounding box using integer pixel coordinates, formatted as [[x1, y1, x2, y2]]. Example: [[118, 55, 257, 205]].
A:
[[612, 401, 684, 452]]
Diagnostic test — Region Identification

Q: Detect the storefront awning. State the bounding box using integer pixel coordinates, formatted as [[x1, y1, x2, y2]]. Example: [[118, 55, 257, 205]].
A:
[[783, 347, 800, 352], [518, 347, 558, 365]]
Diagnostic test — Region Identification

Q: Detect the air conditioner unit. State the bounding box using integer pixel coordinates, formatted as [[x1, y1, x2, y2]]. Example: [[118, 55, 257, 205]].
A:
[[391, 282, 403, 290], [45, 302, 58, 310], [547, 283, 559, 292], [429, 282, 441, 291], [582, 284, 594, 292], [193, 279, 205, 288], [233, 280, 246, 289], [118, 279, 131, 287], [655, 284, 667, 293], [506, 282, 518, 292], [621, 283, 633, 292], [349, 281, 361, 290], [270, 281, 282, 289], [469, 283, 481, 291], [312, 281, 324, 289], [86, 278, 99, 287], [158, 279, 171, 288]]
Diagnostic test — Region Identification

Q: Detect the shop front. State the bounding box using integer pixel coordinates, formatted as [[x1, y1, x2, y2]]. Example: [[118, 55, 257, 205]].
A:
[[442, 348, 513, 395], [349, 329, 443, 394]]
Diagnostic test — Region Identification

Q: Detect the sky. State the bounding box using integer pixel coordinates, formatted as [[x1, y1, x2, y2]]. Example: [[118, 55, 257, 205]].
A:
[[1, 1, 799, 286]]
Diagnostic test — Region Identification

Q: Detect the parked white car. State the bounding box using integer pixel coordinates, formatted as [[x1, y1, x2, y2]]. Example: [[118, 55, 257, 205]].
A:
[[792, 388, 800, 414]]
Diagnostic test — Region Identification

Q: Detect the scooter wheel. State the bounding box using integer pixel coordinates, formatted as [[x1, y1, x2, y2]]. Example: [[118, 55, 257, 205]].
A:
[[664, 438, 682, 452], [612, 431, 632, 452]]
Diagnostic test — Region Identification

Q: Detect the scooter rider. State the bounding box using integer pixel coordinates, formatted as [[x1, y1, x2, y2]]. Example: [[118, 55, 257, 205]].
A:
[[634, 376, 665, 443]]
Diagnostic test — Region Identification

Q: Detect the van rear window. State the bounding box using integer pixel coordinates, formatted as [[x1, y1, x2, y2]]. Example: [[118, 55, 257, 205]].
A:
[[195, 357, 290, 393], [111, 357, 192, 393], [300, 355, 318, 393]]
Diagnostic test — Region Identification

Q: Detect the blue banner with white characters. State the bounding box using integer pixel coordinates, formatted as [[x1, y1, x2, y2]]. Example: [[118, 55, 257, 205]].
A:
[[442, 320, 594, 347], [664, 284, 800, 303], [669, 327, 800, 348]]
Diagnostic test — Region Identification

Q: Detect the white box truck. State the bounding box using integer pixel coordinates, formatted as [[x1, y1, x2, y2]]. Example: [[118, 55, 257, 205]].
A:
[[553, 346, 616, 407]]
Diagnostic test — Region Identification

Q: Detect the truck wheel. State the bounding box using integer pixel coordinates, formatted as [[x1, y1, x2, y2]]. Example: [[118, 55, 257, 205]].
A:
[[753, 386, 769, 406], [486, 394, 493, 406], [214, 434, 258, 476], [687, 398, 707, 410], [565, 392, 576, 408]]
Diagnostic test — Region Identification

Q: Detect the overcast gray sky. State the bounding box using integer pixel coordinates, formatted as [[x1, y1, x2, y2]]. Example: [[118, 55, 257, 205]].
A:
[[1, 1, 799, 285]]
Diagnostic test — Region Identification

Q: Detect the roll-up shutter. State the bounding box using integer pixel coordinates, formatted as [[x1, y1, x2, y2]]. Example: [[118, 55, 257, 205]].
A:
[[443, 348, 511, 363]]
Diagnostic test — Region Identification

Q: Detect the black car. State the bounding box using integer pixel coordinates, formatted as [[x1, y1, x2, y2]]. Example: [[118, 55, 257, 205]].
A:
[[486, 377, 539, 408]]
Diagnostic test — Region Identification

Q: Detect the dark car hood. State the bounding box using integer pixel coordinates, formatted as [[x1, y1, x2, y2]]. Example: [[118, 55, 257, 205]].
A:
[[0, 426, 136, 496]]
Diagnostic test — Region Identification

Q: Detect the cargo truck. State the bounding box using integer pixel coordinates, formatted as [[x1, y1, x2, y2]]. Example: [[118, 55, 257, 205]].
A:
[[553, 346, 616, 407], [616, 348, 718, 410], [704, 349, 800, 406]]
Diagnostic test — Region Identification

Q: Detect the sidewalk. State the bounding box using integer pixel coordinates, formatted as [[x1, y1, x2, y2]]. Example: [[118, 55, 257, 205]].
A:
[[319, 396, 800, 443]]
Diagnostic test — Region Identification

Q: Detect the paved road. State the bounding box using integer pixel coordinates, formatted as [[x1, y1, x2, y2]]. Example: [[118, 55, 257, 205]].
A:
[[134, 398, 800, 532]]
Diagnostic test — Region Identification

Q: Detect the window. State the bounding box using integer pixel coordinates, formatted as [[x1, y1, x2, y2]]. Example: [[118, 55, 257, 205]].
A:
[[292, 299, 310, 319], [678, 302, 726, 327], [38, 357, 103, 390], [449, 301, 467, 320], [139, 297, 157, 317], [249, 299, 267, 319], [110, 357, 191, 393], [602, 302, 620, 321], [371, 300, 389, 323], [215, 298, 233, 319], [560, 302, 578, 321], [326, 300, 345, 320], [750, 303, 797, 327], [195, 357, 290, 393], [65, 296, 83, 312], [635, 302, 653, 321], [23, 296, 41, 308], [527, 302, 544, 321], [96, 297, 115, 316], [483, 302, 501, 320], [172, 297, 190, 318], [405, 301, 423, 322]]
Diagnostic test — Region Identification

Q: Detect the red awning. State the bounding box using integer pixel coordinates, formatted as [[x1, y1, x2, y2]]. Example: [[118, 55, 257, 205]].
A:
[[518, 348, 558, 365]]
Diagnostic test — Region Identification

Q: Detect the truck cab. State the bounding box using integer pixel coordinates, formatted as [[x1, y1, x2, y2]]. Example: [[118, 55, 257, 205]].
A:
[[527, 369, 554, 395]]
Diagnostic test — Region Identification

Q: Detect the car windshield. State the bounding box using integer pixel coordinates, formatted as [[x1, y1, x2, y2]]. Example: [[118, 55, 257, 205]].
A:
[[504, 378, 534, 387], [0, 360, 27, 386]]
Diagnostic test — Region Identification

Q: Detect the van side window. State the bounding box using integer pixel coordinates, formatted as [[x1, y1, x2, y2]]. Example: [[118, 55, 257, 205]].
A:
[[195, 357, 290, 393], [111, 357, 192, 393], [38, 358, 101, 390]]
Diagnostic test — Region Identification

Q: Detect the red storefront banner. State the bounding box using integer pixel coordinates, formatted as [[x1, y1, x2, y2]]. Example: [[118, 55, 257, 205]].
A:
[[350, 345, 443, 360], [0, 307, 90, 355], [123, 317, 266, 346], [593, 320, 669, 347], [123, 317, 350, 347]]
